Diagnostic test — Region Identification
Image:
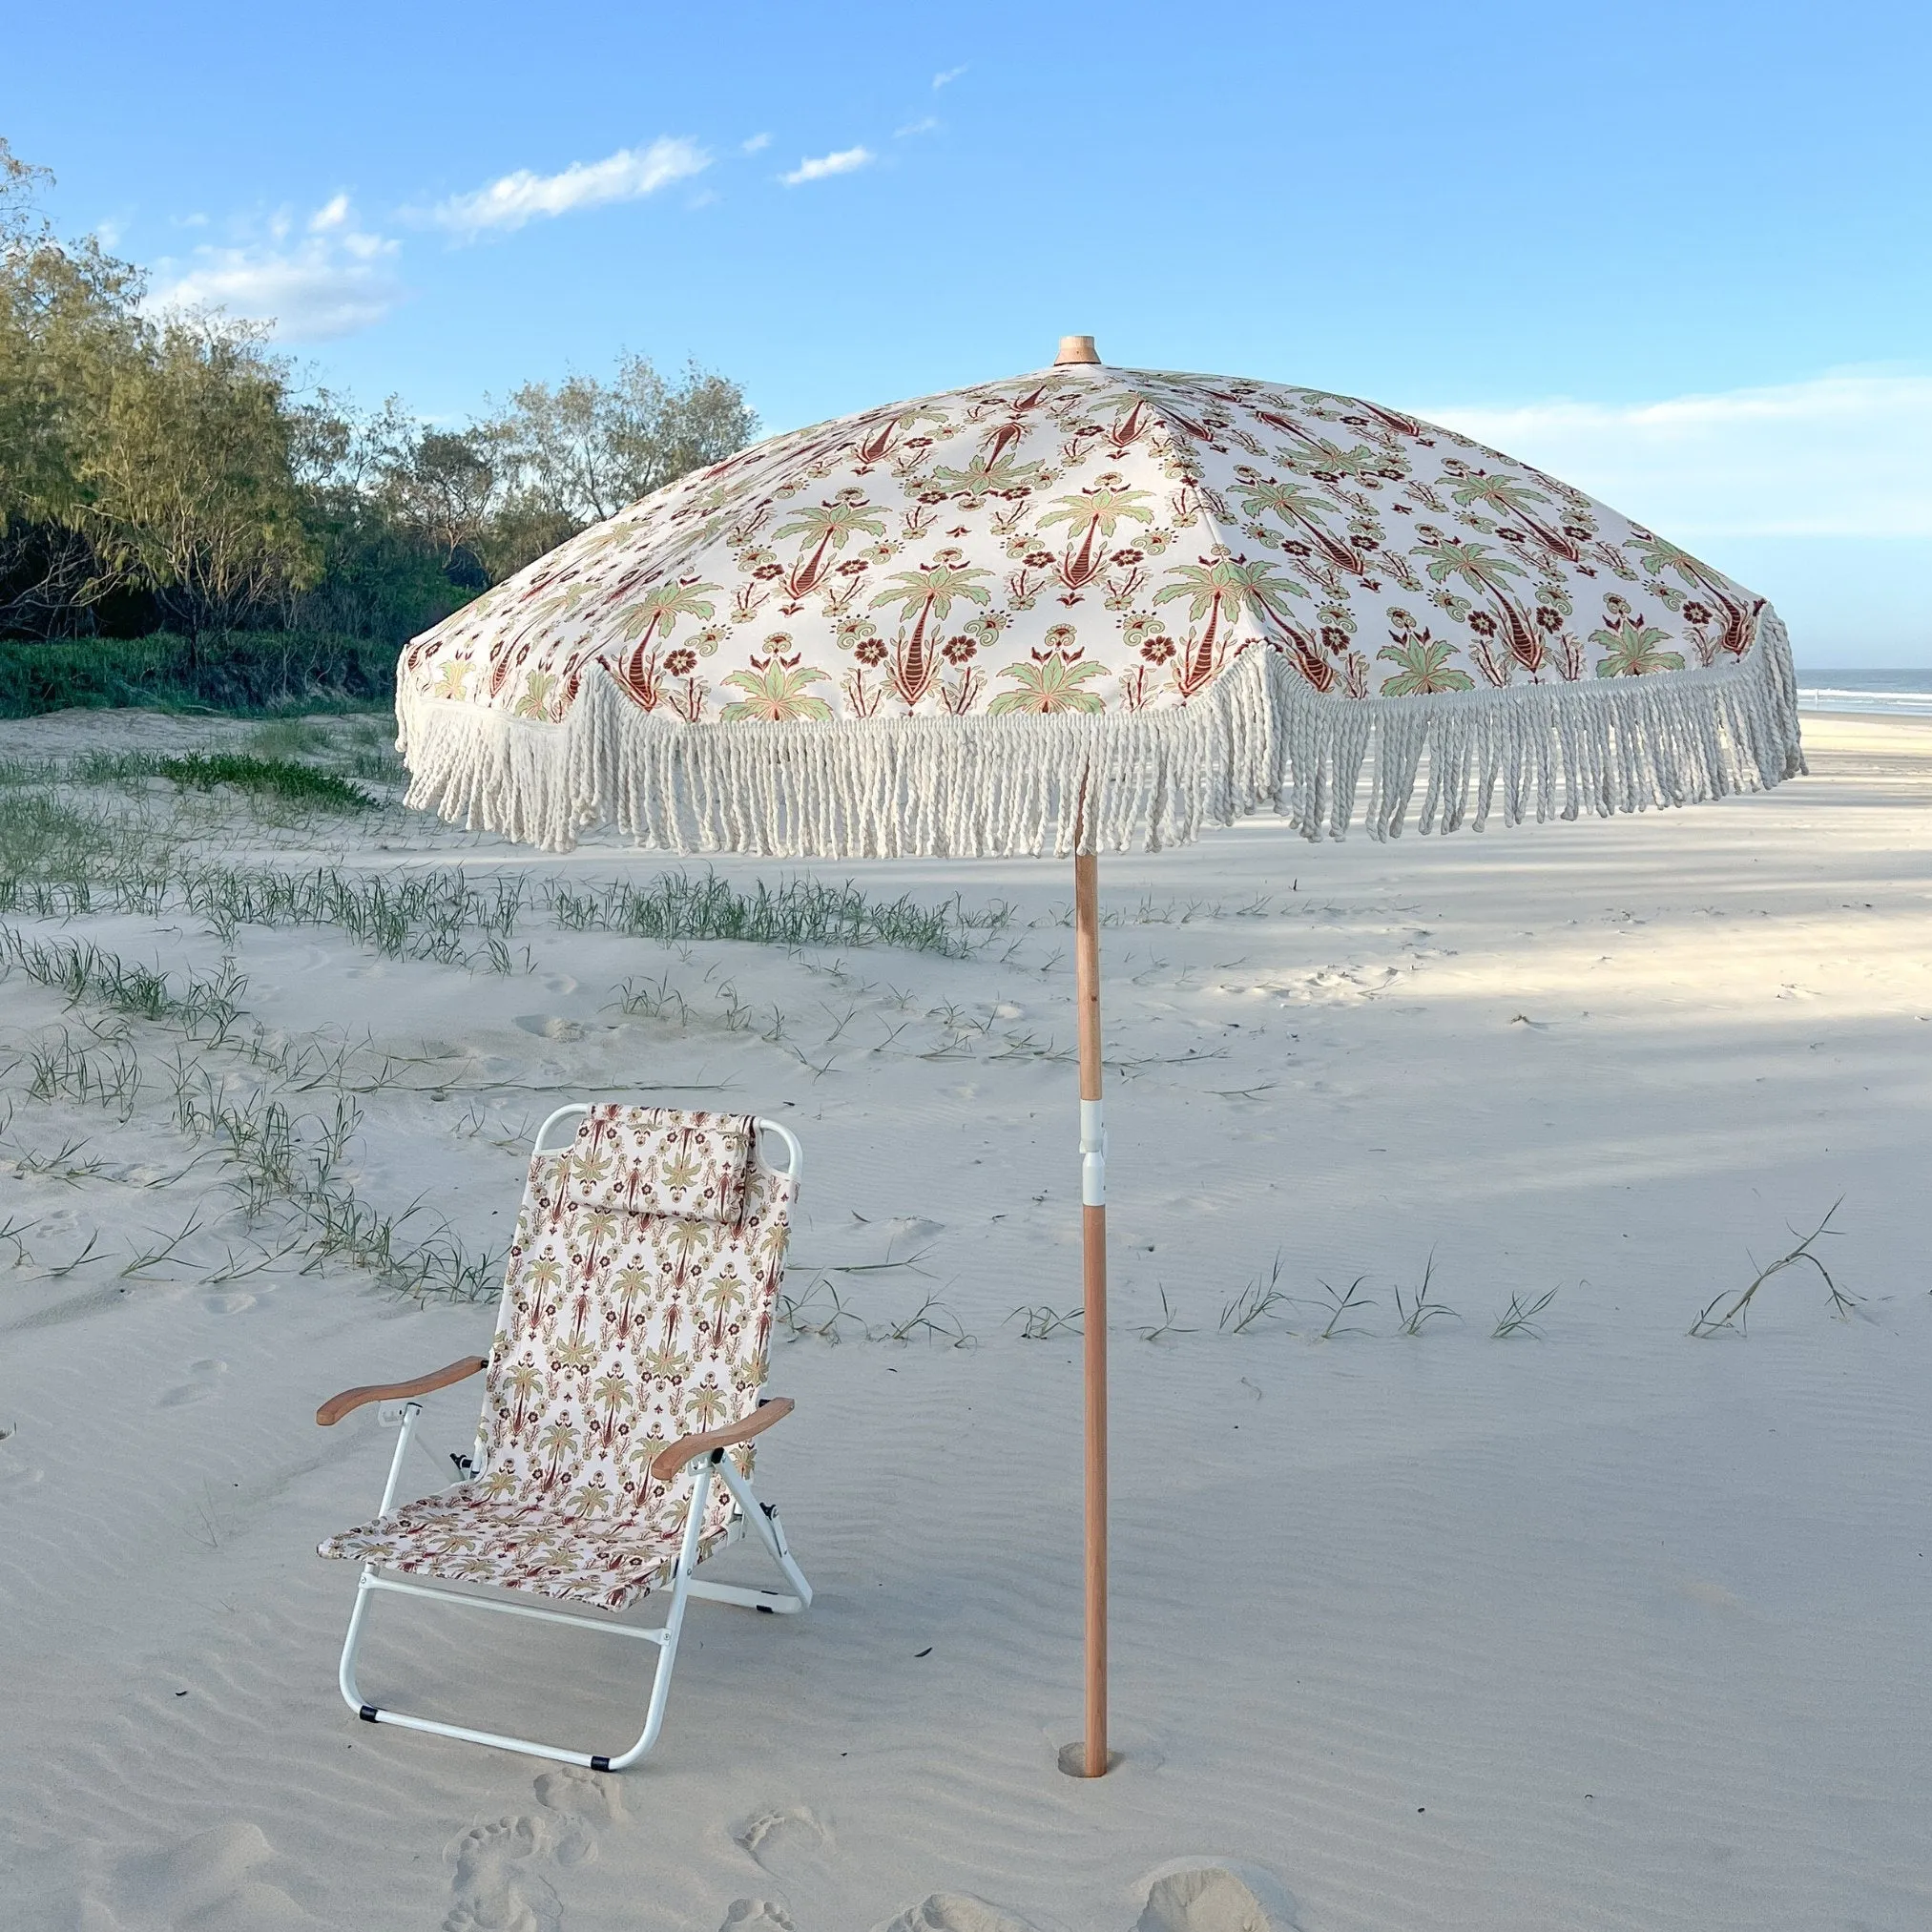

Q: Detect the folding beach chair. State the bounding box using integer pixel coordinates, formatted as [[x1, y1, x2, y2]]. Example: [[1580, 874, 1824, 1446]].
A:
[[316, 1102, 812, 1771]]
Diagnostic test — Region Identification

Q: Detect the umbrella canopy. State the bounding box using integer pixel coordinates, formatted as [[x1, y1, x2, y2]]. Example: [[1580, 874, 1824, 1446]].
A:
[[397, 342, 1802, 859], [392, 340, 1806, 1780]]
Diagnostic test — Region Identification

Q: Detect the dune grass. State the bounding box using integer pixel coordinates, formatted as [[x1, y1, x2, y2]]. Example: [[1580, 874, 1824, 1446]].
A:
[[151, 753, 375, 811], [548, 870, 1002, 959]]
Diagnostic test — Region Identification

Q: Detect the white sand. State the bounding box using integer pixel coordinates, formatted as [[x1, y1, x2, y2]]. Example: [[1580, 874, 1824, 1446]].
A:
[[4, 711, 1930, 1931]]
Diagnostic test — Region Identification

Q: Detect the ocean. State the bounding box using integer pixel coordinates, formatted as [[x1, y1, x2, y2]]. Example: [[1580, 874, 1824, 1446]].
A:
[[1794, 670, 1932, 717]]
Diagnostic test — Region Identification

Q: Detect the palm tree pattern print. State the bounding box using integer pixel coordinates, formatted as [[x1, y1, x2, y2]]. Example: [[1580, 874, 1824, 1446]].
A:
[[402, 364, 1766, 725], [319, 1108, 795, 1611]]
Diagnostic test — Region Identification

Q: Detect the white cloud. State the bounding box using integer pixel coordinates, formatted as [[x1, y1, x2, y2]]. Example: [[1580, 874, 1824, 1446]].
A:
[[1427, 371, 1932, 541], [895, 115, 939, 137], [781, 146, 874, 187], [149, 197, 402, 342], [431, 137, 709, 235], [93, 218, 121, 249], [741, 132, 772, 154], [932, 65, 966, 89]]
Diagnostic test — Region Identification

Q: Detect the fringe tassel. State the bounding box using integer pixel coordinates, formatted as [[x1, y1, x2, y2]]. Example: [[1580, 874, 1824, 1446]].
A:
[[396, 611, 1804, 859]]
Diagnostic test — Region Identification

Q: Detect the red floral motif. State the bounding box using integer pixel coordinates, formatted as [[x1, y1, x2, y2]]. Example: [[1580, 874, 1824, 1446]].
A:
[[404, 364, 1766, 727]]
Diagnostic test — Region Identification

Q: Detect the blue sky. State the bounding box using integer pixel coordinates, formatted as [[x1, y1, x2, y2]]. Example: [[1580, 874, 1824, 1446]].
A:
[[6, 0, 1927, 662]]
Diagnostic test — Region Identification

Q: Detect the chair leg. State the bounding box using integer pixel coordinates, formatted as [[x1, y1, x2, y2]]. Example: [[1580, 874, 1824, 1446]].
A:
[[333, 1462, 719, 1772], [692, 1458, 813, 1613]]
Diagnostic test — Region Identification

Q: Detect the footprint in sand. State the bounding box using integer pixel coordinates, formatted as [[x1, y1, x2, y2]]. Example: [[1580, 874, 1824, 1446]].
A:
[[535, 1763, 627, 1866], [446, 1768, 625, 1928], [157, 1358, 227, 1408], [874, 1895, 1040, 1932], [445, 1817, 561, 1932], [734, 1809, 842, 1921], [720, 1902, 795, 1931], [114, 1819, 310, 1930], [1133, 1860, 1298, 1932], [516, 1015, 587, 1042]]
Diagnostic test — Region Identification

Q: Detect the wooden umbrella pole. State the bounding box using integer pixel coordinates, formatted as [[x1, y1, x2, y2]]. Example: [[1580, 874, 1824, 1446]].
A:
[[1074, 849, 1109, 1776]]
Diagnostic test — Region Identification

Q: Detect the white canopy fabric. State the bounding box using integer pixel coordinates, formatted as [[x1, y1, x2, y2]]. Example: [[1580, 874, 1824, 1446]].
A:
[[396, 359, 1803, 858]]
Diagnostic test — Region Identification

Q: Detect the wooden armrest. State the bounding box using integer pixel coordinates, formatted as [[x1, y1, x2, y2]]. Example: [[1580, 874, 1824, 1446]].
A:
[[650, 1397, 795, 1481], [316, 1356, 488, 1427]]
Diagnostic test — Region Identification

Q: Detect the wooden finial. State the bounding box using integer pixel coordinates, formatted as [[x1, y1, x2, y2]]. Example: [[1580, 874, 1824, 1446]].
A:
[[1054, 335, 1101, 365]]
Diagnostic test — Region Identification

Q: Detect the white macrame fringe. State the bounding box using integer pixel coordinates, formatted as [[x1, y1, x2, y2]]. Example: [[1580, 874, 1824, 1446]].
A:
[[396, 610, 1804, 859]]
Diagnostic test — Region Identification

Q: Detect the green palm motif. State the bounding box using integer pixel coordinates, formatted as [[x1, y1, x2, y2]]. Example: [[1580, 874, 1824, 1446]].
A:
[[551, 1332, 598, 1375], [1446, 471, 1583, 558], [1592, 621, 1685, 677], [1627, 532, 1705, 584], [1377, 637, 1475, 696], [1232, 476, 1361, 571], [639, 1344, 693, 1384], [512, 670, 560, 720], [581, 1207, 622, 1257], [1033, 481, 1156, 544], [1625, 531, 1755, 654], [868, 555, 996, 637], [720, 661, 835, 722], [1033, 479, 1156, 588], [925, 451, 1048, 497], [771, 492, 887, 597], [987, 654, 1109, 715], [699, 1270, 749, 1318], [537, 1418, 580, 1485], [683, 1383, 730, 1431], [504, 1360, 545, 1433], [592, 1368, 634, 1422], [1416, 534, 1528, 597], [613, 577, 719, 648], [654, 1145, 703, 1196], [612, 1263, 652, 1319], [1153, 556, 1307, 633]]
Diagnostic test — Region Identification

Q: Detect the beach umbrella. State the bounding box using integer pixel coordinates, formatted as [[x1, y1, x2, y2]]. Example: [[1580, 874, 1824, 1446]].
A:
[[394, 337, 1804, 1776]]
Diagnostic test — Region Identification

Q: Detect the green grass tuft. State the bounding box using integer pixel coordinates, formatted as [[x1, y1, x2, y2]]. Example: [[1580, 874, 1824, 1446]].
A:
[[153, 753, 374, 811]]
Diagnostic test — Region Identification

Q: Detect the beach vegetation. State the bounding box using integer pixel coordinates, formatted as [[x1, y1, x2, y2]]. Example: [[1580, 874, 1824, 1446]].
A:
[[0, 139, 753, 711], [1393, 1253, 1460, 1335], [1491, 1285, 1559, 1339], [1689, 1203, 1853, 1336], [1009, 1302, 1083, 1340], [1312, 1275, 1375, 1340], [1219, 1253, 1292, 1333]]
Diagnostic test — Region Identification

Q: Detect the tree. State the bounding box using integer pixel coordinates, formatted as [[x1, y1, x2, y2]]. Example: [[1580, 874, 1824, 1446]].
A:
[[73, 317, 321, 630], [0, 140, 757, 646], [478, 354, 756, 575]]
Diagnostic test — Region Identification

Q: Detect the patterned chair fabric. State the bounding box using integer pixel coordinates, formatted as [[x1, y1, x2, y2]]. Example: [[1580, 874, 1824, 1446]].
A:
[[320, 1107, 794, 1610]]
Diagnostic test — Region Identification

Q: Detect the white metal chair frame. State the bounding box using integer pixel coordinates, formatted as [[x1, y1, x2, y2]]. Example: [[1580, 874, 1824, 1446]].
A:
[[325, 1105, 812, 1772]]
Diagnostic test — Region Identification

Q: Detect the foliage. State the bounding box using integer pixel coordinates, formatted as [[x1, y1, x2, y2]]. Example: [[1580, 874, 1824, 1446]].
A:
[[0, 629, 397, 717], [151, 752, 374, 811], [0, 139, 754, 667], [1689, 1204, 1853, 1337]]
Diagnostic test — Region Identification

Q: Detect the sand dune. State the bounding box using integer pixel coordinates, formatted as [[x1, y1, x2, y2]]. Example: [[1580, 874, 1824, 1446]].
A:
[[4, 710, 1929, 1930]]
